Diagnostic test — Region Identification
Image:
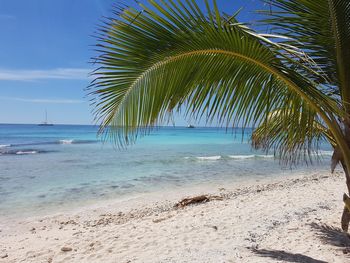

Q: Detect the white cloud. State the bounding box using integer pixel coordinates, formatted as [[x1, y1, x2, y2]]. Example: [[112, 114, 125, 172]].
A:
[[0, 68, 91, 81], [0, 96, 84, 104]]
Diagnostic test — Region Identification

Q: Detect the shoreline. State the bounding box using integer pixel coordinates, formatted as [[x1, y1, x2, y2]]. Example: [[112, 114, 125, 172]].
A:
[[1, 170, 350, 262], [0, 166, 332, 223]]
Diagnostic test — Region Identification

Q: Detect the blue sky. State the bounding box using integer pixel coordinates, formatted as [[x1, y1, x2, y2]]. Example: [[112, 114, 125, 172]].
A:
[[0, 0, 265, 125]]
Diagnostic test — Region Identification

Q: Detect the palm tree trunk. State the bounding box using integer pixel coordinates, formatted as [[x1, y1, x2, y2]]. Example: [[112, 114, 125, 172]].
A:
[[341, 162, 350, 231], [340, 119, 350, 231]]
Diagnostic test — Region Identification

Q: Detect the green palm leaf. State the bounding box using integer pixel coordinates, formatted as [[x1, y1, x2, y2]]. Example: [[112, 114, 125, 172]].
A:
[[252, 107, 336, 164], [90, 0, 340, 160], [260, 0, 350, 106]]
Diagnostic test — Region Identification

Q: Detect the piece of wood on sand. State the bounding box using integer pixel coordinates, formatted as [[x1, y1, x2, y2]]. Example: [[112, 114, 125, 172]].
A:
[[174, 195, 223, 208]]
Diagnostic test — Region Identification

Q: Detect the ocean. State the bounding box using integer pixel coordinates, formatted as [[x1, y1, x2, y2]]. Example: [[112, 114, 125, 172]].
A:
[[0, 124, 333, 219]]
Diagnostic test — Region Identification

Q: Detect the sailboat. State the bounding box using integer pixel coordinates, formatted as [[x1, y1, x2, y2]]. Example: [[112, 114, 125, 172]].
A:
[[38, 110, 54, 126]]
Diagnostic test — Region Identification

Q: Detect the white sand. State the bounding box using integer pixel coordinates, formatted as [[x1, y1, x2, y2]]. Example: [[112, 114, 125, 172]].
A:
[[1, 170, 350, 263]]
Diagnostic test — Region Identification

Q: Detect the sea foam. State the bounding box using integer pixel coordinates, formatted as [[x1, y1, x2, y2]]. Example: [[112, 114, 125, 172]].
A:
[[228, 154, 274, 159], [15, 151, 38, 155], [196, 156, 222, 161], [59, 139, 74, 145], [314, 150, 333, 156]]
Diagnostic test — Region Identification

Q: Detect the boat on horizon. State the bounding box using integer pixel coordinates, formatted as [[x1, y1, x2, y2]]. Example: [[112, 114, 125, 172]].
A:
[[38, 111, 54, 126], [187, 124, 195, 128]]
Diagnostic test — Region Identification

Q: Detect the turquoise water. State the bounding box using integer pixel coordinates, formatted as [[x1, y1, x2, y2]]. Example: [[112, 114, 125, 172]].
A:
[[0, 124, 332, 218]]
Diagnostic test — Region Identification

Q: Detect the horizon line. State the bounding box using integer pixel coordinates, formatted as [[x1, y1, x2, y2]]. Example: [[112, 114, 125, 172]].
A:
[[0, 123, 254, 129]]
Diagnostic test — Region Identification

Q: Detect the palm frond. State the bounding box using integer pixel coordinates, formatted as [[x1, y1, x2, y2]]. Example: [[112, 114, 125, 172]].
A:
[[89, 0, 341, 165], [252, 106, 336, 164], [260, 0, 350, 105]]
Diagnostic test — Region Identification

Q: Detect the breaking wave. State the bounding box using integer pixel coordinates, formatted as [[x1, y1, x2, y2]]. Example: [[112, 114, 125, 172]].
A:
[[184, 154, 274, 161], [196, 156, 222, 161], [0, 149, 48, 156], [3, 139, 96, 148], [15, 151, 38, 155], [228, 154, 274, 160], [59, 139, 74, 144], [312, 150, 333, 156]]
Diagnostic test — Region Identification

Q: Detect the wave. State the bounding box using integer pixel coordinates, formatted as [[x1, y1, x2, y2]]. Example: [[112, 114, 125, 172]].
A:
[[184, 151, 332, 162], [197, 155, 221, 161], [4, 139, 96, 148], [0, 149, 46, 156], [312, 150, 333, 156], [228, 154, 255, 159], [58, 139, 96, 145], [185, 156, 222, 161], [59, 139, 74, 144], [15, 150, 38, 155], [227, 152, 332, 160], [228, 154, 274, 160], [185, 154, 274, 161], [59, 139, 97, 145]]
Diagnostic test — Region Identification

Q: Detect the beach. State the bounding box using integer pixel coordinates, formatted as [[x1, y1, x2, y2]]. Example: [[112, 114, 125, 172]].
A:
[[1, 170, 349, 263], [2, 0, 350, 262]]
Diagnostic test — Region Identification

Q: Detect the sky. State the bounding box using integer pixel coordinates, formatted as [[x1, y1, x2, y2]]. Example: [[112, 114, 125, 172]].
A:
[[0, 0, 265, 125]]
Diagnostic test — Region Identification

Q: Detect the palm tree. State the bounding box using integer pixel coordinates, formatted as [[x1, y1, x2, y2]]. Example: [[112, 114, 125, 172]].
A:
[[90, 0, 350, 230]]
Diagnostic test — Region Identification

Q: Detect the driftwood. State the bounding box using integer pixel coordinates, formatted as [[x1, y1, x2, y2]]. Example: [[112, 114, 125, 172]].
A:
[[175, 194, 223, 208]]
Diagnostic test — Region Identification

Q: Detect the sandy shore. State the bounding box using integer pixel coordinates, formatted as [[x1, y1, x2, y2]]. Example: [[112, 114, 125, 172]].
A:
[[1, 170, 350, 263]]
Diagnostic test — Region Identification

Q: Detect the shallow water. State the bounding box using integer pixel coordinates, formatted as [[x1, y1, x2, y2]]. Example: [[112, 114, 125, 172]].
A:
[[0, 124, 332, 218]]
